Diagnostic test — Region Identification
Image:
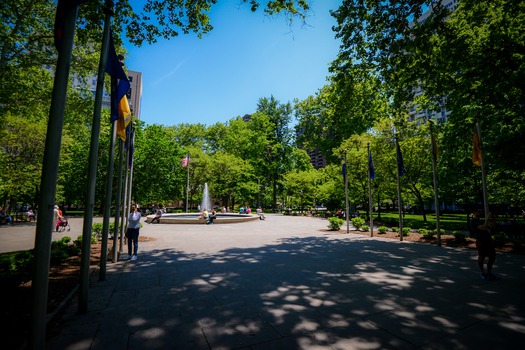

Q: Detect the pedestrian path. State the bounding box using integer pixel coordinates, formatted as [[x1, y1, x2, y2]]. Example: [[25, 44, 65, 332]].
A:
[[39, 215, 525, 349]]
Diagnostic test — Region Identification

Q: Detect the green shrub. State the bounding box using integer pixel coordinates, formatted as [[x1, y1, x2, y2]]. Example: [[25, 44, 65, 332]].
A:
[[419, 228, 434, 239], [328, 217, 344, 231], [14, 250, 34, 273], [50, 237, 80, 264], [378, 226, 388, 234], [493, 231, 507, 245], [74, 232, 98, 249], [91, 222, 103, 238], [453, 231, 466, 242], [361, 225, 370, 232], [402, 227, 411, 236], [0, 255, 16, 272], [392, 226, 399, 233], [352, 217, 365, 229], [91, 222, 114, 240], [433, 228, 446, 236]]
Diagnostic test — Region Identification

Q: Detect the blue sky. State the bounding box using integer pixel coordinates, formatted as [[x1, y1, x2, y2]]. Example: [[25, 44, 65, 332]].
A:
[[125, 0, 342, 126]]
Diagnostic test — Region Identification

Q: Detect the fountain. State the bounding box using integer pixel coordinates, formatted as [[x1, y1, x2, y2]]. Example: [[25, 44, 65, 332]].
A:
[[145, 183, 259, 224], [200, 183, 212, 212]]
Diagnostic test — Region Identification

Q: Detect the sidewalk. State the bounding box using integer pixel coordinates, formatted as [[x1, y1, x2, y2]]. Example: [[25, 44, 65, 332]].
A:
[[0, 216, 104, 254], [38, 215, 525, 349]]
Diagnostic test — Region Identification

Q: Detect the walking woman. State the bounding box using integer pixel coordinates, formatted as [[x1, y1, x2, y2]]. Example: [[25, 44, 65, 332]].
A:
[[126, 204, 141, 261]]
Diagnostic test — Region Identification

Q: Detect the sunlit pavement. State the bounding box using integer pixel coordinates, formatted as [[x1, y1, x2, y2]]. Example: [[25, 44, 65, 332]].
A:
[[14, 214, 525, 349]]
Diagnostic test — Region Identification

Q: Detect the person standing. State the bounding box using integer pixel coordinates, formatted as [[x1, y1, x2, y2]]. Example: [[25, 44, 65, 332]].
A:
[[471, 210, 498, 280], [53, 205, 63, 231], [126, 204, 141, 261]]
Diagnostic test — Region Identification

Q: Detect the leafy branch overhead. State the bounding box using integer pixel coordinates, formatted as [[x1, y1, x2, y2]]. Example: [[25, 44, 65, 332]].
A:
[[83, 0, 311, 46]]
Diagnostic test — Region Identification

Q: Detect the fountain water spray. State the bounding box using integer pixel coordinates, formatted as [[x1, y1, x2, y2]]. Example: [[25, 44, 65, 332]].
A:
[[200, 183, 212, 211]]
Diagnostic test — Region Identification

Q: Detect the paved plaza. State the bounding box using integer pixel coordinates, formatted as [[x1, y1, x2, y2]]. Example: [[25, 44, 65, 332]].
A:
[[2, 215, 525, 349]]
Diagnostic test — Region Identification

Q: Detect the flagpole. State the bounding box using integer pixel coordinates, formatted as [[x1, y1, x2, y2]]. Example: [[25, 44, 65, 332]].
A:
[[112, 138, 125, 263], [368, 143, 374, 237], [30, 3, 80, 346], [119, 138, 129, 253], [78, 0, 113, 315], [429, 120, 441, 246], [476, 122, 490, 224], [344, 150, 349, 233], [99, 88, 117, 282], [98, 22, 130, 282], [396, 136, 404, 241], [186, 154, 190, 213], [127, 124, 135, 215]]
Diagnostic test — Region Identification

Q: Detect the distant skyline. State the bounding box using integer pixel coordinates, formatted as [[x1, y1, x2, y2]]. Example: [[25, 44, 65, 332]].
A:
[[125, 0, 343, 126]]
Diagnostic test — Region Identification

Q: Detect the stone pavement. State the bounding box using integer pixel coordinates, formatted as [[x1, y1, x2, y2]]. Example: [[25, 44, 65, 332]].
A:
[[11, 215, 525, 349]]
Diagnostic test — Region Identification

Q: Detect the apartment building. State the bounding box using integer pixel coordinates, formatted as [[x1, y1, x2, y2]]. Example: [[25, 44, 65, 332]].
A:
[[76, 69, 142, 120]]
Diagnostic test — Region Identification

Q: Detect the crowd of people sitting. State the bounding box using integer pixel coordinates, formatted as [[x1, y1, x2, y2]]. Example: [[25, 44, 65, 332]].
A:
[[140, 203, 267, 225], [0, 205, 37, 224]]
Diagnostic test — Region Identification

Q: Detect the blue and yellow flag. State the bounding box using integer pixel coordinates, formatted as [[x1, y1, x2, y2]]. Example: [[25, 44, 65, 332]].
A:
[[116, 96, 132, 141], [106, 30, 130, 123]]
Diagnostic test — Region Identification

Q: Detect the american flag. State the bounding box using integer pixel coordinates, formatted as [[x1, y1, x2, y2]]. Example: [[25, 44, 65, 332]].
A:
[[181, 154, 190, 167]]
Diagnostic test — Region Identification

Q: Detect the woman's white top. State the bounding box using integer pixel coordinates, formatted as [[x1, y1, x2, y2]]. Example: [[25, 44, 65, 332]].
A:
[[128, 211, 142, 229]]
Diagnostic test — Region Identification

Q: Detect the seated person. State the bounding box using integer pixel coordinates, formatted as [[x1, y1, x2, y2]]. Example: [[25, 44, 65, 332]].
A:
[[208, 209, 217, 224], [150, 208, 162, 224], [256, 207, 265, 220], [202, 209, 209, 222], [0, 207, 13, 224], [26, 209, 36, 221]]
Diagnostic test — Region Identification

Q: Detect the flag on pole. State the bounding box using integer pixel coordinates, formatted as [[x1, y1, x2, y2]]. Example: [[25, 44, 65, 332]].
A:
[[116, 96, 132, 141], [181, 154, 190, 167], [342, 162, 346, 181], [105, 29, 130, 123], [54, 0, 86, 50], [396, 138, 405, 176], [472, 127, 482, 166], [368, 149, 375, 180]]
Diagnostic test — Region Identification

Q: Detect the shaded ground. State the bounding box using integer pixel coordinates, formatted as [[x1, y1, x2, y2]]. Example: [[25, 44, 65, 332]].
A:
[[337, 228, 525, 255], [2, 229, 524, 348], [2, 236, 153, 349]]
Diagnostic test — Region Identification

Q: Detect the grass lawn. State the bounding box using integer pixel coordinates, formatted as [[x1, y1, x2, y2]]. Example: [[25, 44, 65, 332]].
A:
[[372, 212, 469, 232]]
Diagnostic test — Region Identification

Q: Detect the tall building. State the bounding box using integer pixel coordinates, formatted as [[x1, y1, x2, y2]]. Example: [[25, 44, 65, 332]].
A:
[[73, 69, 142, 120], [295, 126, 327, 169], [127, 70, 142, 120]]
